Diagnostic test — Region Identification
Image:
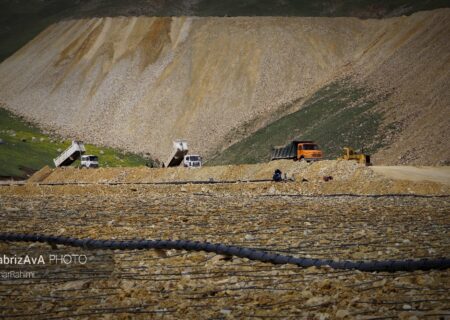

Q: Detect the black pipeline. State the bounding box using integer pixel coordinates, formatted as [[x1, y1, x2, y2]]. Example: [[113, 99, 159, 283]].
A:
[[0, 233, 448, 272]]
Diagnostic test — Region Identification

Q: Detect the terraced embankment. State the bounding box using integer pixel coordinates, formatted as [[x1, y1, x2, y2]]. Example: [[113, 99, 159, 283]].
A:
[[0, 9, 449, 165], [23, 161, 450, 196]]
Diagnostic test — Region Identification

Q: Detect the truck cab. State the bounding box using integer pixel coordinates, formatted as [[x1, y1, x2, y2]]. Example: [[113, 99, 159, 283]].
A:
[[80, 155, 99, 168], [297, 141, 323, 161], [183, 155, 202, 168]]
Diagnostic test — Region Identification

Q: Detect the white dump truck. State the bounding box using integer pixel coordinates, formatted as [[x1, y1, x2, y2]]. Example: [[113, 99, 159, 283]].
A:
[[53, 141, 98, 168], [53, 141, 86, 167], [164, 140, 202, 168]]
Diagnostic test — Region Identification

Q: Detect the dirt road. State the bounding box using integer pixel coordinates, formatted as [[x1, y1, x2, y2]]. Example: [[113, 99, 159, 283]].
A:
[[372, 166, 450, 186]]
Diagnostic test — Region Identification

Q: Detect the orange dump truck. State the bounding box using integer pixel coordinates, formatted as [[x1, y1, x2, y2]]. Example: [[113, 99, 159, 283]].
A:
[[271, 140, 323, 162]]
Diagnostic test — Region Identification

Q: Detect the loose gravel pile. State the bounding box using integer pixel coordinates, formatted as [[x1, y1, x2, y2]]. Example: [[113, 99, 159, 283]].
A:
[[30, 160, 450, 195]]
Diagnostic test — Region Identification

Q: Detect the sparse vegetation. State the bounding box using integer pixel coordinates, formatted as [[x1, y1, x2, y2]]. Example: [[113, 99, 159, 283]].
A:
[[207, 80, 387, 165], [0, 108, 147, 179]]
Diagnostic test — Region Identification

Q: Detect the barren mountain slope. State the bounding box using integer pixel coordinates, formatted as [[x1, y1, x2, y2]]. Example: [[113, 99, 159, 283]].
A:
[[211, 9, 450, 165], [0, 10, 448, 164], [0, 16, 375, 160], [353, 9, 450, 165], [3, 0, 447, 63]]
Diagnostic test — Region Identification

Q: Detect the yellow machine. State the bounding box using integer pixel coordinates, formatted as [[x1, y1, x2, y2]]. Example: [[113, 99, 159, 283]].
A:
[[338, 147, 371, 166]]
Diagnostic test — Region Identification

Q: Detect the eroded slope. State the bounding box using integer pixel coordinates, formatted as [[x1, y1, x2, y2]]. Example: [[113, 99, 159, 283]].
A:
[[0, 10, 449, 164]]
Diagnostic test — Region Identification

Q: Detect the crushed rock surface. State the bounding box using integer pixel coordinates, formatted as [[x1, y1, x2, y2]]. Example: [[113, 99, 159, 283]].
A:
[[0, 162, 449, 319], [33, 160, 450, 195]]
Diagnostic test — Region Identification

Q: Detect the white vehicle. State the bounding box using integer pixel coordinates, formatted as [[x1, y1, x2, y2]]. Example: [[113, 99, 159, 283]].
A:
[[183, 155, 202, 168], [53, 140, 85, 167], [80, 155, 99, 168]]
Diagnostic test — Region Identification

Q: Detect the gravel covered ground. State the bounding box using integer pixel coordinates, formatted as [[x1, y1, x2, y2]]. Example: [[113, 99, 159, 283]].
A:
[[0, 181, 449, 319]]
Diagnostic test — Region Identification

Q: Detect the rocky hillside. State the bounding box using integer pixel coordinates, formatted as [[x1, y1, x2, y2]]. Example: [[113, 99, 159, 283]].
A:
[[3, 0, 447, 63], [0, 9, 449, 165]]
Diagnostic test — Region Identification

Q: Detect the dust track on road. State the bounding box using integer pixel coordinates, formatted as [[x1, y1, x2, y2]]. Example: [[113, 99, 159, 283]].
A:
[[372, 166, 450, 185]]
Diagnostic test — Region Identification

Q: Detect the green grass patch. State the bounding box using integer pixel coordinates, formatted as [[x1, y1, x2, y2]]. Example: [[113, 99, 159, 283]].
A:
[[207, 80, 387, 165], [0, 108, 147, 179]]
